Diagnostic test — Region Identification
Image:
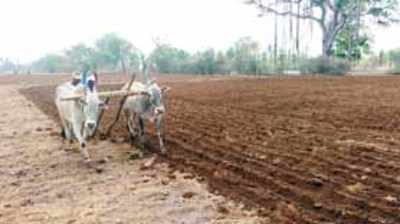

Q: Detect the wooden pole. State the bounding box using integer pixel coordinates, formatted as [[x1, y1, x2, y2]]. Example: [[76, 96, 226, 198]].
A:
[[105, 73, 137, 137]]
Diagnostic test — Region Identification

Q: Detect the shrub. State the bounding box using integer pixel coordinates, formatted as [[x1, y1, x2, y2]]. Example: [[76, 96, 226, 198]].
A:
[[300, 57, 351, 76], [391, 65, 400, 75], [389, 50, 400, 75]]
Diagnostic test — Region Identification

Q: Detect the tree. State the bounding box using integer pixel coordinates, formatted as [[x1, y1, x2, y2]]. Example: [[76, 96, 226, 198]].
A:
[[191, 49, 218, 75], [227, 37, 260, 74], [95, 33, 134, 73], [0, 58, 18, 74], [150, 43, 190, 74], [31, 54, 70, 73], [65, 43, 98, 70], [127, 49, 143, 73], [216, 51, 230, 74], [388, 49, 400, 73], [246, 0, 399, 57], [332, 22, 370, 61]]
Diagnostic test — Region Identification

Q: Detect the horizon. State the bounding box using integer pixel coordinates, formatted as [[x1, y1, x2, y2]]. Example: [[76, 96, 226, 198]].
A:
[[1, 0, 399, 64]]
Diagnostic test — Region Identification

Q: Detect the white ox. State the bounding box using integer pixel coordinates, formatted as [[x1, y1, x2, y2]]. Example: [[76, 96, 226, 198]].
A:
[[122, 80, 170, 155], [55, 79, 104, 164]]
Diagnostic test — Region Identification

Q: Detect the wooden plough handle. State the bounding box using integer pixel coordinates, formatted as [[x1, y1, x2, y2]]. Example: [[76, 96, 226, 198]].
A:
[[104, 74, 137, 137]]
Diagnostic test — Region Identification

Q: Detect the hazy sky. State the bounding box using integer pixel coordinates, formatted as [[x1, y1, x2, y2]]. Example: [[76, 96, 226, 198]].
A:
[[1, 0, 399, 63]]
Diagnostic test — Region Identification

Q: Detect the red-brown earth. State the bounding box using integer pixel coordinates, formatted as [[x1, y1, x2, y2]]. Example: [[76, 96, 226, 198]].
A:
[[18, 74, 400, 223]]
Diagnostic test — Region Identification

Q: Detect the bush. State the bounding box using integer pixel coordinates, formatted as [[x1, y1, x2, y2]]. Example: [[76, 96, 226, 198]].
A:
[[389, 50, 400, 75], [391, 65, 400, 75], [300, 57, 351, 76]]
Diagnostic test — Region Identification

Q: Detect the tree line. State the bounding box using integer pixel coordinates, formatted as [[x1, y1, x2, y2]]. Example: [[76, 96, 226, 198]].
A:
[[29, 33, 142, 74], [5, 34, 311, 75], [1, 31, 400, 76]]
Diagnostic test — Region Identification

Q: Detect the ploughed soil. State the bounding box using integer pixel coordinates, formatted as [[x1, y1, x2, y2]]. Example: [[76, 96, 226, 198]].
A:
[[18, 75, 400, 223], [0, 77, 264, 224]]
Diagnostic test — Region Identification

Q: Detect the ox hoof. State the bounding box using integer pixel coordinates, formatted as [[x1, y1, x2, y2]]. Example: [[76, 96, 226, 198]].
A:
[[138, 150, 144, 158], [84, 159, 94, 168], [129, 151, 143, 160], [160, 147, 167, 155]]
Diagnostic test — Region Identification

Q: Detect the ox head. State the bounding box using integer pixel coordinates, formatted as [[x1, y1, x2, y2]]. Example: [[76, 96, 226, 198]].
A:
[[79, 78, 105, 135], [141, 60, 170, 119], [145, 79, 170, 118]]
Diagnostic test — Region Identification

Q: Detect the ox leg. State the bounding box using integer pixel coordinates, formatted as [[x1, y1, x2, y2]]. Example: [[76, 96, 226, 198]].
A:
[[138, 116, 145, 144], [125, 110, 136, 145], [155, 116, 166, 154], [59, 119, 68, 139], [136, 116, 145, 157], [66, 125, 75, 150], [64, 122, 74, 142], [126, 112, 143, 158], [139, 116, 145, 136], [59, 127, 67, 151], [60, 120, 74, 151], [72, 123, 90, 164]]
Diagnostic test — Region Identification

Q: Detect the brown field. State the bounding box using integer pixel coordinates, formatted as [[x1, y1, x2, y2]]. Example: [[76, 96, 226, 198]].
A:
[[1, 75, 264, 224], [15, 74, 400, 223]]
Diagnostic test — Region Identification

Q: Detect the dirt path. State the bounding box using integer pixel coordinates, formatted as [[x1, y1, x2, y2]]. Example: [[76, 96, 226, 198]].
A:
[[0, 86, 264, 224]]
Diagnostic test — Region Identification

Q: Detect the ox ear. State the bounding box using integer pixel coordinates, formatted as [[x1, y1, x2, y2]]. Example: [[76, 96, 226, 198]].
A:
[[161, 86, 171, 94]]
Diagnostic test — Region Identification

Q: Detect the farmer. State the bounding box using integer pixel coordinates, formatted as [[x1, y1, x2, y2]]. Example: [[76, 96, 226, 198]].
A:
[[71, 71, 81, 86], [79, 64, 90, 86], [71, 64, 98, 88]]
